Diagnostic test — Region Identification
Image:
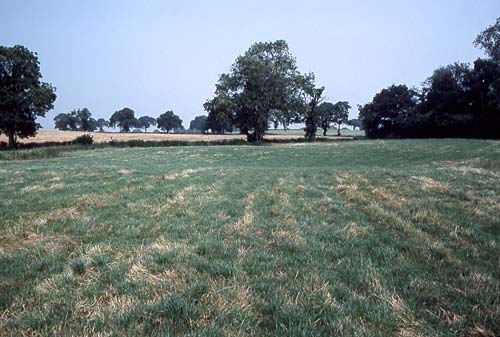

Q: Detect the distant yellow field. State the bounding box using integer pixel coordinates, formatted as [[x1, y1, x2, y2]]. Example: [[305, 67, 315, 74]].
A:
[[0, 130, 352, 144]]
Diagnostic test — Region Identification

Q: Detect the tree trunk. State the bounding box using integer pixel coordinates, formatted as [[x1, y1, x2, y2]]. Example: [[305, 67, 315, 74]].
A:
[[323, 128, 327, 136], [337, 124, 341, 136], [8, 132, 17, 148]]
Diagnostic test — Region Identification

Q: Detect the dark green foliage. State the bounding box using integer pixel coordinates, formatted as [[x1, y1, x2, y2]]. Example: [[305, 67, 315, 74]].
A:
[[95, 118, 108, 132], [70, 258, 86, 275], [347, 118, 362, 130], [359, 85, 419, 138], [137, 116, 156, 132], [189, 115, 209, 133], [205, 40, 315, 142], [332, 101, 350, 136], [54, 108, 97, 132], [156, 110, 183, 133], [302, 84, 324, 141], [109, 107, 138, 132], [317, 102, 335, 136], [54, 112, 79, 131], [72, 134, 93, 145], [0, 45, 57, 147], [360, 18, 500, 139]]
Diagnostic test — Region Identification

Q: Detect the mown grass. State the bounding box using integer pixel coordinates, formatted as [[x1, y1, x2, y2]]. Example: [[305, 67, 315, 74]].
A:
[[0, 139, 499, 336]]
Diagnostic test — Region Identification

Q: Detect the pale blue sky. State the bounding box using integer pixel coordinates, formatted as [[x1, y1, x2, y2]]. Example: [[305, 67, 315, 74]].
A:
[[1, 0, 499, 129]]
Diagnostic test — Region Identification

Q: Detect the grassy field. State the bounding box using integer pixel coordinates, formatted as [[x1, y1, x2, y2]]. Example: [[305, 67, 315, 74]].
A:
[[1, 139, 499, 336]]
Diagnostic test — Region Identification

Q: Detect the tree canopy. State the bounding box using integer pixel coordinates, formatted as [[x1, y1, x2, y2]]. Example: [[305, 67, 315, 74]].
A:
[[189, 115, 209, 133], [54, 108, 96, 132], [95, 118, 108, 132], [137, 116, 157, 132], [157, 110, 183, 133], [359, 18, 500, 139], [109, 108, 137, 132], [205, 40, 322, 142], [0, 45, 56, 147]]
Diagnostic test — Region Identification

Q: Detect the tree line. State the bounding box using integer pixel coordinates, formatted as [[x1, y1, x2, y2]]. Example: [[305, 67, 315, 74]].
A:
[[359, 18, 500, 139], [54, 108, 183, 133]]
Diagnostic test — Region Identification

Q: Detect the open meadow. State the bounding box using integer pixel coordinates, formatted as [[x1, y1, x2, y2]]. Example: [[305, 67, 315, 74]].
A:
[[1, 139, 499, 336]]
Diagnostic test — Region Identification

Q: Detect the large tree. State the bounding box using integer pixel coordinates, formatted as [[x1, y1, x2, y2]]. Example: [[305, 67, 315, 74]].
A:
[[206, 40, 306, 142], [109, 107, 137, 132], [0, 45, 56, 147], [137, 116, 156, 132], [157, 110, 183, 133]]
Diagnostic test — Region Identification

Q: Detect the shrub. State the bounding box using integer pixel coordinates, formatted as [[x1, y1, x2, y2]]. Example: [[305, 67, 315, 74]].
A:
[[72, 134, 93, 145]]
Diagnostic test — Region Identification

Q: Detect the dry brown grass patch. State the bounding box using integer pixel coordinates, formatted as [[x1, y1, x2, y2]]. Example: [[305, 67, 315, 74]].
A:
[[226, 193, 256, 236], [20, 183, 65, 193], [342, 222, 369, 238], [412, 176, 450, 192]]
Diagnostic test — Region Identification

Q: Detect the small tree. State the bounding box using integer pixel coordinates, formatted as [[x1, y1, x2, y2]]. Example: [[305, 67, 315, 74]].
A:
[[157, 110, 183, 133], [347, 118, 362, 131], [109, 107, 137, 132], [189, 115, 209, 133], [317, 102, 336, 136], [332, 101, 351, 136], [0, 45, 56, 147], [137, 116, 156, 132]]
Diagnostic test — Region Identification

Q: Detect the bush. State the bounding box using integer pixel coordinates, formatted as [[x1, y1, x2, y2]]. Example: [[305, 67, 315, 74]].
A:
[[72, 134, 93, 145]]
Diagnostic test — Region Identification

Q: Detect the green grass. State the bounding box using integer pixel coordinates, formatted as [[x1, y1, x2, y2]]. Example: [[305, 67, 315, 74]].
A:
[[0, 139, 499, 336]]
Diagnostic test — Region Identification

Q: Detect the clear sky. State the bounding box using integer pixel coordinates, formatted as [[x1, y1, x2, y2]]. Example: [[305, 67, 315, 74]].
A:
[[1, 0, 499, 129]]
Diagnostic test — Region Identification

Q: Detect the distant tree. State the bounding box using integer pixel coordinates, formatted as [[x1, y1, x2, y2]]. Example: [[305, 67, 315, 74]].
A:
[[189, 115, 209, 133], [54, 112, 78, 131], [296, 73, 325, 141], [347, 118, 362, 131], [204, 91, 234, 134], [54, 109, 96, 131], [332, 101, 351, 135], [317, 102, 336, 136], [95, 118, 108, 132], [474, 17, 500, 62], [137, 116, 156, 132], [75, 108, 96, 131], [0, 45, 56, 147], [270, 107, 299, 131], [109, 107, 137, 132], [157, 110, 183, 133]]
